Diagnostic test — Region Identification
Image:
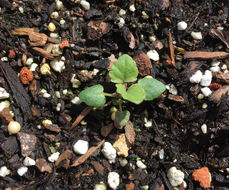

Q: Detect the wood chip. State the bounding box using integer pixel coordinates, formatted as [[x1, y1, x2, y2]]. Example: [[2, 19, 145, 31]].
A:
[[91, 161, 104, 176], [168, 94, 184, 102], [17, 132, 37, 157], [43, 124, 61, 133], [28, 32, 48, 46], [213, 72, 229, 84], [209, 85, 229, 103], [36, 158, 52, 173], [125, 121, 135, 145], [113, 133, 130, 157], [168, 31, 176, 67], [101, 123, 114, 137], [32, 47, 59, 60], [133, 51, 152, 76], [55, 150, 72, 169], [72, 140, 105, 167], [0, 107, 13, 123], [11, 27, 35, 35], [184, 51, 229, 60]]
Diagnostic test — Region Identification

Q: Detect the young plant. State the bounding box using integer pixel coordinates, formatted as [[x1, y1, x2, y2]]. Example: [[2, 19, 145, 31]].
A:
[[79, 54, 166, 127]]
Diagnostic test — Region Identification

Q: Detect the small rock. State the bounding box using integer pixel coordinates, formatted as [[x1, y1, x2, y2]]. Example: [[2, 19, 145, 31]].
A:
[[80, 0, 90, 10], [201, 87, 212, 97], [94, 183, 107, 190], [189, 70, 203, 83], [201, 124, 207, 134], [73, 140, 89, 155], [0, 87, 10, 100], [136, 160, 147, 169], [0, 166, 10, 177], [133, 52, 152, 76], [147, 50, 159, 61], [167, 166, 185, 187], [119, 158, 128, 167], [36, 158, 52, 173], [17, 166, 28, 176], [200, 70, 212, 86], [177, 21, 187, 31], [129, 4, 136, 12], [108, 172, 120, 190], [48, 152, 60, 162], [102, 142, 116, 164], [191, 31, 203, 40], [24, 157, 36, 166], [192, 167, 211, 188]]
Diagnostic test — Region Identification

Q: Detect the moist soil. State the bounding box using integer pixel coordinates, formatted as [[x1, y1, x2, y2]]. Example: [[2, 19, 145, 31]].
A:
[[0, 0, 229, 189]]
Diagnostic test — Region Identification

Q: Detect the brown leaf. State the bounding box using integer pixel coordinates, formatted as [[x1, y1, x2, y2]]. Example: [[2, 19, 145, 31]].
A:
[[11, 27, 35, 35], [101, 123, 114, 137], [184, 51, 229, 60], [168, 94, 184, 102], [125, 121, 135, 145], [0, 108, 13, 123], [213, 72, 229, 84], [72, 140, 105, 167], [28, 32, 48, 46], [43, 124, 61, 133], [55, 150, 72, 169], [133, 51, 152, 76], [113, 133, 130, 157], [128, 32, 135, 49], [36, 158, 52, 173], [209, 85, 229, 103], [32, 47, 59, 59]]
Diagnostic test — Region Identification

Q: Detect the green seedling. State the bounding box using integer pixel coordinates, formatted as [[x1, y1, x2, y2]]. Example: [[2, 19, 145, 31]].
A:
[[79, 54, 166, 127]]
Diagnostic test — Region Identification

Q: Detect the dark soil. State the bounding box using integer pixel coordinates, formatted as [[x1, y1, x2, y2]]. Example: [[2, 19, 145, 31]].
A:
[[0, 0, 229, 189]]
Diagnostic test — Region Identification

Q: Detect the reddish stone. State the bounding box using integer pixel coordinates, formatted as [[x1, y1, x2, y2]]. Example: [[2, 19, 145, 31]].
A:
[[192, 167, 211, 188], [134, 52, 152, 76]]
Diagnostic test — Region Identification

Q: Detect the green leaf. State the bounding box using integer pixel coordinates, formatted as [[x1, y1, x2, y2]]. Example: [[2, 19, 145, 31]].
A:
[[109, 54, 138, 83], [116, 84, 145, 104], [138, 77, 166, 101], [79, 85, 106, 107], [115, 110, 130, 127]]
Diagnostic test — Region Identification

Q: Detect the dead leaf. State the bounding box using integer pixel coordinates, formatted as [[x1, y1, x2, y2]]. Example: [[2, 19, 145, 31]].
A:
[[11, 28, 35, 35], [72, 140, 104, 167], [184, 51, 229, 60], [125, 121, 135, 145], [55, 150, 72, 169], [101, 123, 114, 137], [36, 158, 52, 173], [133, 51, 152, 76], [32, 47, 59, 59], [168, 94, 184, 102], [107, 54, 117, 71], [43, 124, 61, 133], [28, 32, 48, 46], [209, 85, 229, 103], [113, 133, 130, 157], [168, 31, 176, 67]]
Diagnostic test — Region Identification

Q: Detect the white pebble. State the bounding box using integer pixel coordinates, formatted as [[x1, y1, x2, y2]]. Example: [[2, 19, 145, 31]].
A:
[[119, 158, 128, 167], [108, 172, 120, 190], [147, 50, 159, 61], [211, 61, 220, 67], [119, 9, 126, 16], [201, 124, 207, 134], [200, 70, 212, 86], [102, 142, 116, 164], [0, 87, 10, 100], [201, 87, 212, 97], [117, 17, 125, 28], [166, 84, 178, 95], [189, 70, 203, 83], [149, 35, 156, 42], [0, 166, 10, 177], [191, 31, 202, 40], [25, 57, 33, 65], [221, 64, 227, 70], [30, 63, 38, 71], [80, 0, 90, 10], [71, 96, 81, 104], [129, 4, 136, 12], [177, 21, 187, 31], [50, 59, 65, 73], [210, 66, 220, 72], [224, 70, 228, 74], [73, 140, 89, 155], [48, 152, 60, 162], [94, 183, 107, 190], [56, 0, 64, 10], [159, 149, 165, 159], [136, 160, 147, 169], [43, 92, 51, 98], [23, 157, 36, 166], [144, 118, 152, 128], [167, 167, 185, 187], [17, 166, 28, 176], [8, 121, 21, 135], [50, 11, 59, 19]]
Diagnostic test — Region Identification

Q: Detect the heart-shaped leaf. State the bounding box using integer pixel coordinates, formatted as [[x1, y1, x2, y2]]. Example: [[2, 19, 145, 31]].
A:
[[109, 54, 138, 83], [116, 84, 145, 104], [79, 84, 106, 107], [138, 77, 166, 101], [115, 110, 130, 128]]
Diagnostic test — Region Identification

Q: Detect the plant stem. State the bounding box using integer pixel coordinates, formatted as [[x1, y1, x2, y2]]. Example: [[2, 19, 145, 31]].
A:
[[103, 92, 118, 98]]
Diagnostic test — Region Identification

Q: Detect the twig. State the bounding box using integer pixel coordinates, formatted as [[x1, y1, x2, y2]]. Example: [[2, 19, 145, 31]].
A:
[[186, 12, 200, 31], [168, 30, 176, 67], [184, 51, 229, 60], [69, 106, 93, 131]]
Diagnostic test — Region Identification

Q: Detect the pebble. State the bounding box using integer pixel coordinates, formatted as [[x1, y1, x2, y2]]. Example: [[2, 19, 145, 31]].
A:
[[144, 118, 152, 128], [210, 66, 220, 72], [202, 103, 208, 109], [177, 21, 187, 31], [201, 124, 207, 134], [192, 167, 211, 188], [56, 0, 64, 10], [48, 152, 60, 162], [221, 64, 227, 70], [189, 70, 203, 83], [200, 70, 212, 86], [30, 63, 38, 71], [73, 140, 89, 155], [211, 61, 220, 67], [25, 57, 33, 65], [119, 158, 128, 167], [0, 166, 10, 177], [166, 84, 178, 95], [48, 22, 56, 32], [17, 166, 28, 176], [191, 31, 203, 40], [136, 160, 147, 169], [80, 0, 90, 10], [101, 142, 116, 163], [0, 87, 9, 100], [201, 87, 212, 97], [108, 172, 120, 190], [71, 96, 81, 104], [119, 9, 126, 16], [197, 93, 204, 100], [50, 59, 65, 73], [24, 157, 36, 166], [117, 17, 125, 28], [147, 50, 159, 61], [167, 167, 185, 187], [129, 4, 136, 12], [94, 183, 107, 190]]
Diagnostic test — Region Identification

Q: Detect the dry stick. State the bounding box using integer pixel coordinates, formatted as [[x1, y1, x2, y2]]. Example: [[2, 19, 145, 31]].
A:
[[186, 12, 200, 31], [69, 106, 93, 131], [168, 31, 176, 67], [184, 51, 229, 60]]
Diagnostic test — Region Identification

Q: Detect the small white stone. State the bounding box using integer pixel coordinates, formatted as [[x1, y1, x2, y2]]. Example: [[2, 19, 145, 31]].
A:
[[94, 183, 107, 190], [119, 9, 126, 16], [177, 21, 187, 31], [42, 119, 53, 127], [48, 22, 56, 32], [167, 167, 185, 187], [217, 26, 224, 31], [189, 70, 203, 83], [8, 121, 21, 135], [129, 4, 136, 12], [26, 57, 33, 65], [1, 57, 8, 62], [80, 0, 90, 10], [202, 103, 208, 109], [0, 166, 10, 177], [159, 149, 165, 159], [224, 70, 228, 74], [166, 84, 178, 95], [144, 118, 152, 128], [201, 124, 207, 134], [56, 0, 64, 10], [52, 44, 62, 55], [108, 172, 120, 190], [50, 59, 65, 73], [149, 35, 156, 42], [71, 74, 81, 88], [50, 11, 59, 19], [136, 160, 147, 169], [23, 157, 36, 166], [62, 89, 68, 95], [102, 142, 116, 164], [0, 87, 10, 100], [221, 64, 227, 70], [117, 17, 125, 28], [56, 103, 61, 111], [50, 33, 59, 39], [200, 70, 212, 86], [71, 96, 81, 104], [30, 63, 38, 71], [119, 158, 128, 167], [211, 61, 220, 67], [18, 7, 24, 14], [147, 50, 159, 61], [210, 66, 220, 72], [201, 87, 212, 97], [48, 152, 60, 162], [43, 92, 51, 98], [0, 101, 10, 112], [73, 140, 89, 155], [60, 19, 66, 25], [17, 166, 28, 176], [55, 91, 61, 98], [191, 31, 202, 40]]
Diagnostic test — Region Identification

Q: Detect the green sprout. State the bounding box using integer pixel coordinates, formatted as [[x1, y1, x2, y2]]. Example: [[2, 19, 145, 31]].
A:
[[79, 54, 166, 127]]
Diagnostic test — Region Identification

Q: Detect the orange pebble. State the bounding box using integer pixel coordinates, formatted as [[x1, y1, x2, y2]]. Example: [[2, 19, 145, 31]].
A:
[[9, 50, 16, 57], [59, 40, 69, 49], [192, 167, 211, 188], [125, 182, 134, 190], [20, 67, 33, 85]]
